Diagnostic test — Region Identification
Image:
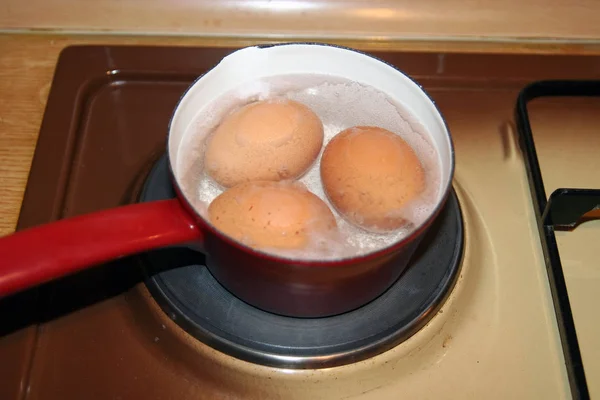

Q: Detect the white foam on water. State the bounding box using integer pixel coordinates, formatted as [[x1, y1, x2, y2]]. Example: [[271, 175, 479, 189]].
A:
[[178, 74, 442, 260]]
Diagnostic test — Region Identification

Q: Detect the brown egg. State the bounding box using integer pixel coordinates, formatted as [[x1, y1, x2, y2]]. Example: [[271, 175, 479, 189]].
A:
[[208, 181, 337, 252], [320, 126, 426, 232], [204, 99, 324, 188]]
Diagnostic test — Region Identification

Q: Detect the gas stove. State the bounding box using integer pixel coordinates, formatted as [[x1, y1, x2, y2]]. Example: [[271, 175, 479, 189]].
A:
[[1, 45, 599, 399]]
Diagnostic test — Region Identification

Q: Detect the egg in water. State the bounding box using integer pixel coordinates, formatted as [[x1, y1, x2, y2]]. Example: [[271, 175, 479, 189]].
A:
[[208, 180, 339, 254], [204, 99, 324, 188], [320, 126, 426, 232]]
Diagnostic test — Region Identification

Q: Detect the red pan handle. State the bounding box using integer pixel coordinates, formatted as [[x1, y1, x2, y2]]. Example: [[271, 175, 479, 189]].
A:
[[0, 199, 200, 298]]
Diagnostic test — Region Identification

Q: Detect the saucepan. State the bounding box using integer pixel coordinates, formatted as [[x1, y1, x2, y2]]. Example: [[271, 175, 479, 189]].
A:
[[0, 43, 454, 317]]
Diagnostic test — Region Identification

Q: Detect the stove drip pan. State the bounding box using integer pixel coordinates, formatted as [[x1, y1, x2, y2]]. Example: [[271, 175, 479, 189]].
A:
[[140, 155, 464, 369]]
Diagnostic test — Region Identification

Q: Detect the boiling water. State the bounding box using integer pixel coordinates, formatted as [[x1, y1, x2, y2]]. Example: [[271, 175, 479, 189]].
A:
[[177, 74, 442, 260]]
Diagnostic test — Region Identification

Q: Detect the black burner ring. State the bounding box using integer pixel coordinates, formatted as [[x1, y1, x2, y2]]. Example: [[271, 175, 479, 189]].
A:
[[140, 155, 464, 369]]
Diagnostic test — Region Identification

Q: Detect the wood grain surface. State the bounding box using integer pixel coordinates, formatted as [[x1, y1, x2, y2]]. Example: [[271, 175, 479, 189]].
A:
[[1, 33, 600, 237], [2, 0, 600, 41]]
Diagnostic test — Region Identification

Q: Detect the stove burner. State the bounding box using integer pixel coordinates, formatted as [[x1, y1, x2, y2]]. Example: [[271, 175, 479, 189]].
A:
[[140, 156, 464, 369]]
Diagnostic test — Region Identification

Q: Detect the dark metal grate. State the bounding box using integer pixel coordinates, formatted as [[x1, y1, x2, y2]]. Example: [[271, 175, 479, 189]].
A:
[[515, 80, 600, 400]]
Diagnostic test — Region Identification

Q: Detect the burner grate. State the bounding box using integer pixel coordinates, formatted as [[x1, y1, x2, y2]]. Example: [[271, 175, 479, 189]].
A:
[[139, 155, 464, 369], [515, 80, 600, 400]]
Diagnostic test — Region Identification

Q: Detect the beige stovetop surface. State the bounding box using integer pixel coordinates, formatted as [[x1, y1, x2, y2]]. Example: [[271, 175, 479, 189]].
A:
[[2, 45, 598, 399]]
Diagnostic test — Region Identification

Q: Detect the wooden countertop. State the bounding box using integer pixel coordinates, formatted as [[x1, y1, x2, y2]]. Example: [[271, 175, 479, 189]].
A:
[[3, 0, 600, 41], [2, 32, 600, 237]]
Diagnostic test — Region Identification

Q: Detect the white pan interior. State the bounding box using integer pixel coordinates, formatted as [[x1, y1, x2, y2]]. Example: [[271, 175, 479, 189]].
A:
[[167, 44, 454, 259], [169, 44, 453, 195]]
